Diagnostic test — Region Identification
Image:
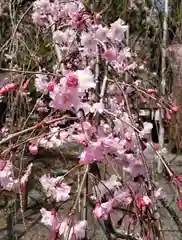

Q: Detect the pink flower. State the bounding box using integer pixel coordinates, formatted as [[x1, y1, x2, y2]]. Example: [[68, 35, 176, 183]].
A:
[[117, 48, 131, 62], [1, 177, 19, 191], [36, 99, 48, 112], [171, 104, 178, 113], [141, 122, 153, 135], [114, 189, 132, 206], [177, 197, 182, 211], [53, 182, 71, 202], [47, 81, 55, 92], [0, 86, 9, 95], [0, 160, 12, 178], [81, 32, 97, 52], [59, 218, 87, 240], [32, 12, 47, 26], [40, 208, 60, 230], [124, 160, 145, 179], [124, 132, 132, 141], [73, 220, 87, 239], [175, 175, 182, 182], [153, 145, 159, 151], [0, 160, 15, 191], [107, 19, 128, 41], [39, 175, 71, 202], [0, 160, 14, 191], [136, 195, 152, 209], [103, 48, 117, 61], [6, 83, 17, 91], [146, 89, 156, 94], [93, 200, 113, 220], [0, 83, 17, 95], [91, 175, 121, 200], [82, 121, 96, 137], [23, 79, 30, 90], [70, 11, 88, 30], [146, 231, 151, 240], [29, 144, 38, 155], [0, 160, 32, 191], [90, 102, 104, 114], [66, 73, 79, 88], [51, 89, 80, 111], [154, 188, 165, 200], [95, 25, 108, 41], [34, 74, 49, 93], [76, 67, 95, 92], [79, 140, 104, 164]]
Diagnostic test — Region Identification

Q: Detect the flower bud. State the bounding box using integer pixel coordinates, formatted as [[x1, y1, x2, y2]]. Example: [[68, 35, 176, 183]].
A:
[[29, 144, 38, 155], [23, 79, 30, 90], [124, 132, 132, 142], [177, 197, 182, 211], [80, 140, 88, 147], [94, 14, 101, 25], [171, 104, 178, 113], [47, 81, 55, 92], [146, 89, 155, 94], [66, 74, 78, 88], [153, 145, 159, 151], [175, 175, 182, 182]]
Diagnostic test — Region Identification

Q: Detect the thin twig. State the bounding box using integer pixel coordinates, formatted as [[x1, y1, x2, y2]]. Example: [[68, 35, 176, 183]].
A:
[[0, 68, 61, 77], [0, 116, 78, 146], [70, 165, 89, 213]]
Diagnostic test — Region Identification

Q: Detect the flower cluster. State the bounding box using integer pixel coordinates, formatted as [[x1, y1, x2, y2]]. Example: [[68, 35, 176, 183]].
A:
[[30, 1, 171, 238], [0, 0, 172, 239], [40, 174, 71, 202], [0, 160, 33, 191], [40, 208, 87, 240]]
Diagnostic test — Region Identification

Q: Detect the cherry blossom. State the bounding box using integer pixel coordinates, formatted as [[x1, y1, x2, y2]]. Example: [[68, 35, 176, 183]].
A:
[[75, 67, 96, 92], [113, 189, 133, 206], [47, 81, 55, 92], [0, 161, 33, 191], [146, 89, 156, 94], [81, 32, 97, 52], [52, 89, 80, 111], [27, 0, 181, 238], [29, 144, 38, 155], [70, 11, 89, 30], [136, 195, 152, 209], [40, 208, 61, 231], [93, 200, 113, 220], [0, 83, 17, 95], [79, 140, 105, 164], [91, 175, 121, 201], [59, 218, 87, 240], [107, 19, 128, 41], [95, 25, 108, 41], [65, 73, 79, 88], [34, 74, 49, 93], [171, 104, 178, 112], [40, 174, 71, 202], [103, 48, 118, 61], [89, 102, 105, 114], [141, 122, 153, 135], [177, 197, 182, 211], [154, 188, 165, 200]]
